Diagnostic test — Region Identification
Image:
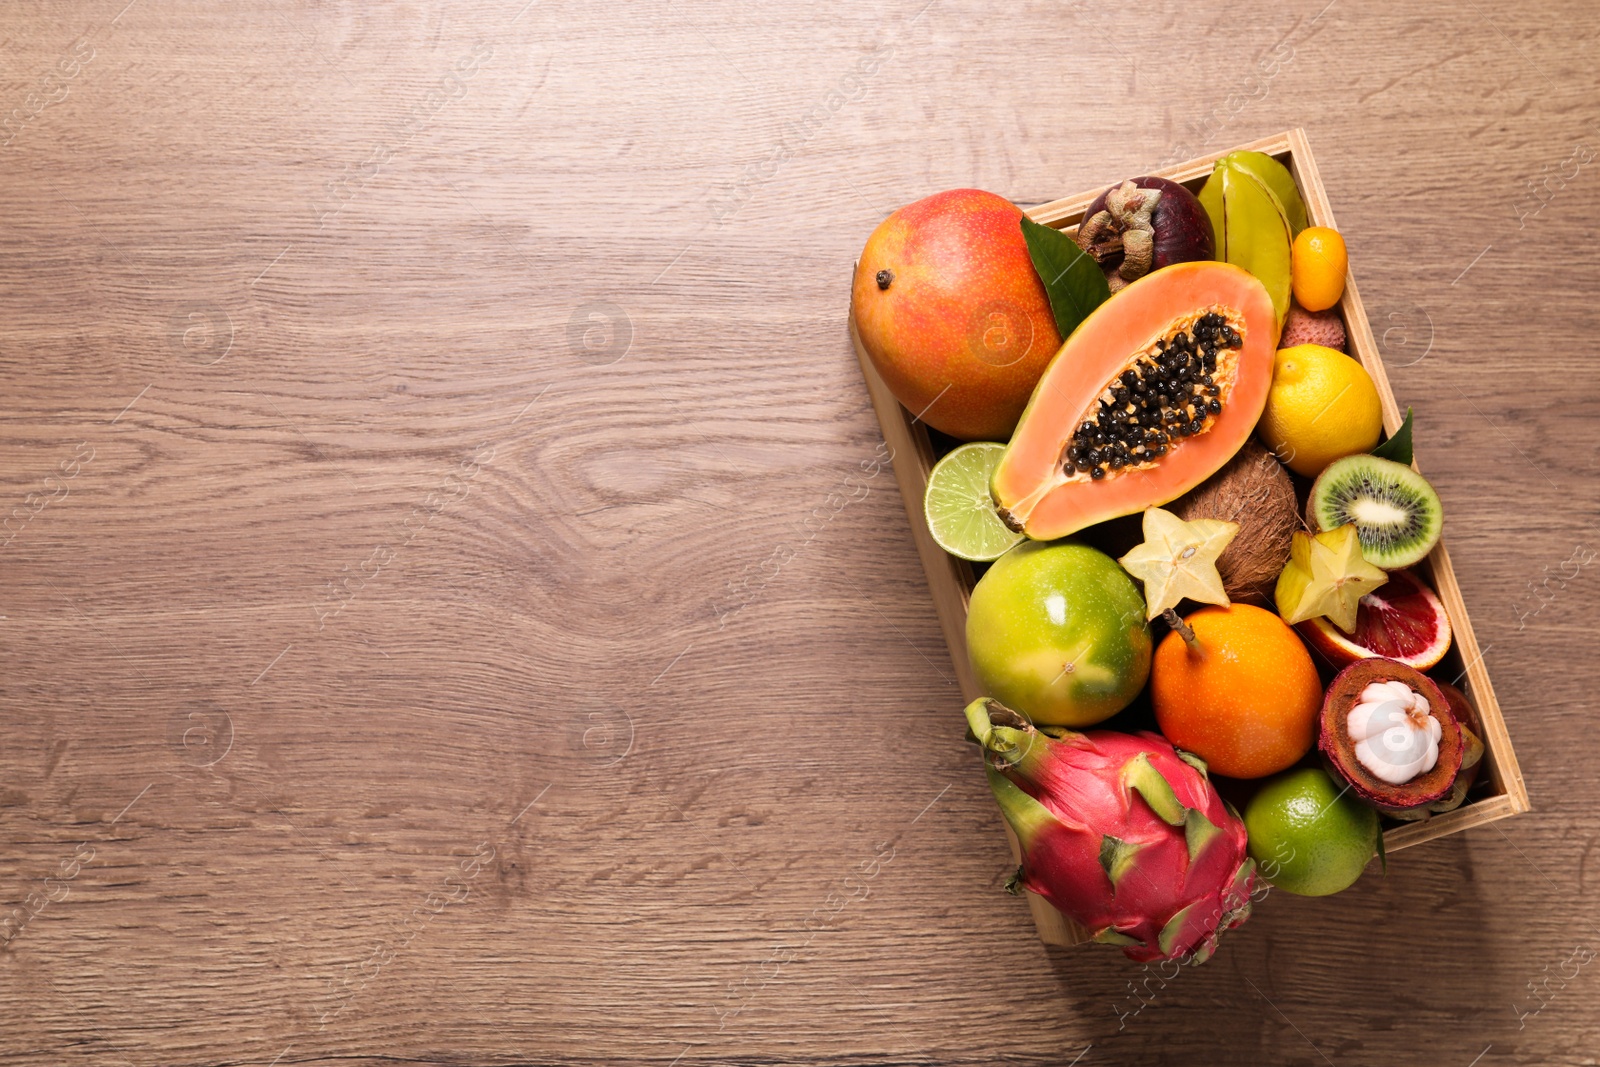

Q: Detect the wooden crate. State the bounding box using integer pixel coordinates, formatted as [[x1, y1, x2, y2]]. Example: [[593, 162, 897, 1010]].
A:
[[850, 129, 1530, 948]]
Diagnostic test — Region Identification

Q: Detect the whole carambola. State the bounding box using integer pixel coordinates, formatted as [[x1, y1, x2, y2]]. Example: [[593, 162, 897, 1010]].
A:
[[1198, 158, 1296, 332], [966, 698, 1256, 963]]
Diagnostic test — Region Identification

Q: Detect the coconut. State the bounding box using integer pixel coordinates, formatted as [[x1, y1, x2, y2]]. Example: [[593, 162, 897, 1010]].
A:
[[1170, 439, 1297, 607]]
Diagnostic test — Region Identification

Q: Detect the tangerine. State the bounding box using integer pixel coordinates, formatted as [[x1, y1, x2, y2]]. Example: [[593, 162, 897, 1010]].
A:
[[1151, 603, 1322, 779]]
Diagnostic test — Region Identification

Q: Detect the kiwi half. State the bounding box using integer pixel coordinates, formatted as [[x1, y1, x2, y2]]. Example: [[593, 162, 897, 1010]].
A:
[[1308, 454, 1442, 569]]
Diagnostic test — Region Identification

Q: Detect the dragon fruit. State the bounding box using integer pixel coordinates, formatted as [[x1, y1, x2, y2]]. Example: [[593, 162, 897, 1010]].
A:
[[965, 697, 1256, 963]]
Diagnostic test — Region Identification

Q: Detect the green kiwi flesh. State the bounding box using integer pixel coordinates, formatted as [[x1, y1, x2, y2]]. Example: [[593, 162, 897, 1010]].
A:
[[1308, 454, 1443, 569]]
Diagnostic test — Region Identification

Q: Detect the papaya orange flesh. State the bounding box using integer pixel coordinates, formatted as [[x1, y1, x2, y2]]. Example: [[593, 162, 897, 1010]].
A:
[[992, 261, 1275, 541]]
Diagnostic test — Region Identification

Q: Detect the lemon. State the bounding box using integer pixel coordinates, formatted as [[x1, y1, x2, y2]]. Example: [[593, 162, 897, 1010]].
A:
[[1258, 343, 1383, 477], [924, 442, 1024, 562], [1244, 768, 1379, 897]]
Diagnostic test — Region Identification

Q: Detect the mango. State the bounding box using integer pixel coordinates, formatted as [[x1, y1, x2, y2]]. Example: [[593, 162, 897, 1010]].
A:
[[851, 190, 1062, 441]]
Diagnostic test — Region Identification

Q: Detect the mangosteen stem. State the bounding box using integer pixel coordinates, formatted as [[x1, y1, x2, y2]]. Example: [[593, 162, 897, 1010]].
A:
[[1164, 608, 1201, 652], [1075, 210, 1113, 254]]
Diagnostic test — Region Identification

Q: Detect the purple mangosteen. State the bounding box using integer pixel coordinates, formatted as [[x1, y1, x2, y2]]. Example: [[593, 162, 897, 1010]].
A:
[[1076, 176, 1215, 291]]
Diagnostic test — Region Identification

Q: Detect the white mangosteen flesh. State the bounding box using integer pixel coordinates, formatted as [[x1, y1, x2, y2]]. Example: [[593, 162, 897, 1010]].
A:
[[1347, 680, 1441, 786]]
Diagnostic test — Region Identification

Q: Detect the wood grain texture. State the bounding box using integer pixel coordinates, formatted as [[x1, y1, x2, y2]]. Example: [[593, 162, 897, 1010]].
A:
[[1, 2, 1597, 1065]]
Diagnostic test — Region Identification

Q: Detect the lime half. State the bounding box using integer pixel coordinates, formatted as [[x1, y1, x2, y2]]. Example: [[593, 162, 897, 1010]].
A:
[[924, 442, 1024, 562]]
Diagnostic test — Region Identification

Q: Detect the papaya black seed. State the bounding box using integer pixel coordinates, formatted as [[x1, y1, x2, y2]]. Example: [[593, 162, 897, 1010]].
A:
[[1072, 321, 1239, 473]]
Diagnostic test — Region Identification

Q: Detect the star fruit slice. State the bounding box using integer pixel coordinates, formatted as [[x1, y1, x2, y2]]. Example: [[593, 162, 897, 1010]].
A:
[[1117, 507, 1239, 620], [1274, 523, 1389, 633]]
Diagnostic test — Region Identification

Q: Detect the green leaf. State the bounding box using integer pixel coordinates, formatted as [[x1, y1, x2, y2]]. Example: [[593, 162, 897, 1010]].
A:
[[1091, 927, 1144, 948], [1020, 216, 1111, 340], [1157, 901, 1203, 957], [1098, 834, 1144, 889], [1124, 753, 1187, 826], [1372, 407, 1414, 465], [1174, 748, 1209, 779], [1183, 808, 1223, 865]]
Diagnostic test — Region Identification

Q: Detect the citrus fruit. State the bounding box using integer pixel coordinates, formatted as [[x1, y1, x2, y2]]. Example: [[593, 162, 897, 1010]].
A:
[[966, 541, 1151, 727], [1150, 604, 1322, 779], [1290, 226, 1347, 312], [1244, 767, 1379, 896], [1297, 568, 1452, 670], [1256, 343, 1383, 477], [924, 442, 1024, 561]]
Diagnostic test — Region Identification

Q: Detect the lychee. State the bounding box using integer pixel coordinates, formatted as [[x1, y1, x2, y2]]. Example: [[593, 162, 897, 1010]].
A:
[[1279, 304, 1346, 351]]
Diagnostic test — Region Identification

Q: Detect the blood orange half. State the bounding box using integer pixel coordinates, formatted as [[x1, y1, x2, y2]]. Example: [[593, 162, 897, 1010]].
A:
[[1297, 569, 1452, 670]]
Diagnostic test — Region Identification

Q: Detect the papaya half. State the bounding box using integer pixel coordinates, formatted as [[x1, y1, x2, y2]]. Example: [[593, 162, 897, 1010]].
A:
[[991, 261, 1275, 541]]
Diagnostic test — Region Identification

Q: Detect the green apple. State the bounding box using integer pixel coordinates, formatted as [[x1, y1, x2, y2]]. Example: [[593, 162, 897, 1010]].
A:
[[966, 541, 1151, 727]]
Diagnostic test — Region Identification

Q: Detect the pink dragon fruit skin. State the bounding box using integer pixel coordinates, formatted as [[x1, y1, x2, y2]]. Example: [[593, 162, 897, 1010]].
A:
[[965, 698, 1255, 963]]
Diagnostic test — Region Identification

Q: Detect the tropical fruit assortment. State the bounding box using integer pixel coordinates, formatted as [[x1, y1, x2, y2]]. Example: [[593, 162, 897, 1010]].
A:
[[851, 150, 1484, 963]]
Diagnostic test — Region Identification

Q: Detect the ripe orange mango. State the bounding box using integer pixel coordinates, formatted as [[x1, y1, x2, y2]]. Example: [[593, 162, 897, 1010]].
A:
[[851, 190, 1061, 441]]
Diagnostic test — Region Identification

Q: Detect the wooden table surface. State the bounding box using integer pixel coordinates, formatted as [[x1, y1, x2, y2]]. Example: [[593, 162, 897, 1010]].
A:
[[2, 2, 1597, 1064]]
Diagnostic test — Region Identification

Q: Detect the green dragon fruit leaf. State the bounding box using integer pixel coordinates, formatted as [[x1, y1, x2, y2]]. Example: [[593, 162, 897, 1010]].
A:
[[1231, 856, 1256, 897], [1187, 938, 1216, 966], [1098, 833, 1145, 889], [1174, 748, 1210, 779], [981, 762, 1062, 852], [1183, 807, 1223, 864], [1124, 753, 1187, 826], [1091, 927, 1144, 948], [964, 697, 1046, 773], [1157, 900, 1204, 959]]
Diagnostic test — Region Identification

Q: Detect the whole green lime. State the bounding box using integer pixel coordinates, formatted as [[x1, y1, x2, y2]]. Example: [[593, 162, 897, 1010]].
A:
[[965, 541, 1151, 727], [1245, 768, 1380, 896]]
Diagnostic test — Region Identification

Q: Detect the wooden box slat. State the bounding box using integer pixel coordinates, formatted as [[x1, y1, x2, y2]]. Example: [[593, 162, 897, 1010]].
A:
[[851, 129, 1528, 948]]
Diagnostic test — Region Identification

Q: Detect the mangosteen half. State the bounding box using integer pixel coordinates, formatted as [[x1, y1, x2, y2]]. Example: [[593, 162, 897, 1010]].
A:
[[1319, 658, 1464, 812], [1075, 176, 1215, 291]]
